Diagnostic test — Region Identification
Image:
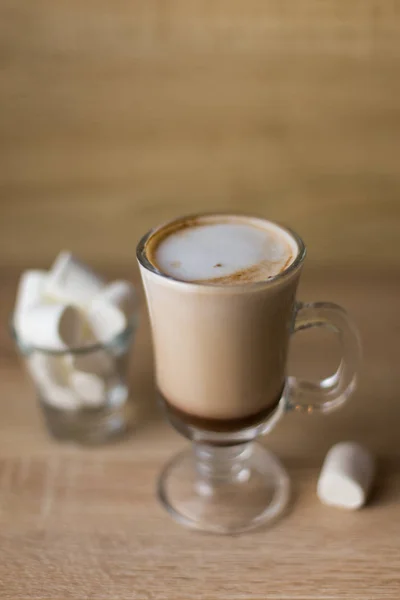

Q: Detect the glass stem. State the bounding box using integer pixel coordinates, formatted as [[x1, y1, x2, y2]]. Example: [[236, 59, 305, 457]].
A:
[[194, 442, 253, 485]]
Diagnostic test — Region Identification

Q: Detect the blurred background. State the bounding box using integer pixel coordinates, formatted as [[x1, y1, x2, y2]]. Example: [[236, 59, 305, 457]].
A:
[[1, 1, 399, 272]]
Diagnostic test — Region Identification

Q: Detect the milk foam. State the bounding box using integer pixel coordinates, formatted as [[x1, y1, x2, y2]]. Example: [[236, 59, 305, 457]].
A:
[[151, 218, 297, 283]]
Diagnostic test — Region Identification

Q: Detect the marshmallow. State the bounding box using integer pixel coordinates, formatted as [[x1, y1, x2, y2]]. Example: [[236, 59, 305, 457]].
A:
[[44, 251, 105, 307], [27, 353, 80, 410], [107, 377, 129, 408], [70, 371, 106, 408], [317, 442, 375, 510], [86, 296, 126, 343], [17, 303, 84, 350], [96, 280, 136, 318], [14, 270, 47, 330], [72, 348, 115, 377]]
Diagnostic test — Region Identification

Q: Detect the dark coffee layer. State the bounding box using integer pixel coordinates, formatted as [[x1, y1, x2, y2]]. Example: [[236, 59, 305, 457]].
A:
[[159, 389, 283, 433]]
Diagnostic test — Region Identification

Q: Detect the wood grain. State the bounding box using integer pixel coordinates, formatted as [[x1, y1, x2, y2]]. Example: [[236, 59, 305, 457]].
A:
[[0, 267, 400, 599], [1, 1, 400, 269]]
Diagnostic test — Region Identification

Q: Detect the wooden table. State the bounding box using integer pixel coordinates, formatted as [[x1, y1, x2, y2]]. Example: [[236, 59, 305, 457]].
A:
[[1, 268, 399, 599]]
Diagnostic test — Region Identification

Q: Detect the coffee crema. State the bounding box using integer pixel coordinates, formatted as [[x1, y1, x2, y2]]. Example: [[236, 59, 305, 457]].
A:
[[145, 215, 297, 284]]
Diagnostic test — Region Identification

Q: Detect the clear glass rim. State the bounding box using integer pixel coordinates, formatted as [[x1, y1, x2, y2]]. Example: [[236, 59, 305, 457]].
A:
[[136, 212, 306, 288], [9, 313, 138, 356]]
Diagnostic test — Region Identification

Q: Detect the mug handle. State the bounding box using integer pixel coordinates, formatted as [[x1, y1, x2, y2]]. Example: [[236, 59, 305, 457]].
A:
[[286, 302, 361, 414]]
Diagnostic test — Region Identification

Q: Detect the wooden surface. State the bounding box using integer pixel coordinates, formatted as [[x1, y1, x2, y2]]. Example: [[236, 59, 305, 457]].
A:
[[1, 1, 400, 269], [1, 267, 400, 599]]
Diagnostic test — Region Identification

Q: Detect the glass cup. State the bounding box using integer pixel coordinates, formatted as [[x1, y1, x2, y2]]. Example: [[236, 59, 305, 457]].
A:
[[11, 315, 137, 444], [137, 214, 361, 534]]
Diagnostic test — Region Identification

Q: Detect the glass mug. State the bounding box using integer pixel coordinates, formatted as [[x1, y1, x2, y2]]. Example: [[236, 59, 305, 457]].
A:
[[137, 214, 361, 534]]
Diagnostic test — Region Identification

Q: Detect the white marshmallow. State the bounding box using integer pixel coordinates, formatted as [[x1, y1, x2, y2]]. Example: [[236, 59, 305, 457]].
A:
[[44, 251, 105, 307], [107, 378, 129, 408], [26, 353, 80, 410], [14, 270, 47, 330], [96, 280, 136, 318], [17, 303, 84, 350], [317, 442, 375, 510], [72, 348, 115, 377], [70, 371, 106, 408], [86, 296, 126, 343]]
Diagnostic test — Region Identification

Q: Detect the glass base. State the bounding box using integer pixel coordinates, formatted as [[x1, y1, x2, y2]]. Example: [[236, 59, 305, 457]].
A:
[[158, 442, 290, 534], [40, 389, 135, 445]]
